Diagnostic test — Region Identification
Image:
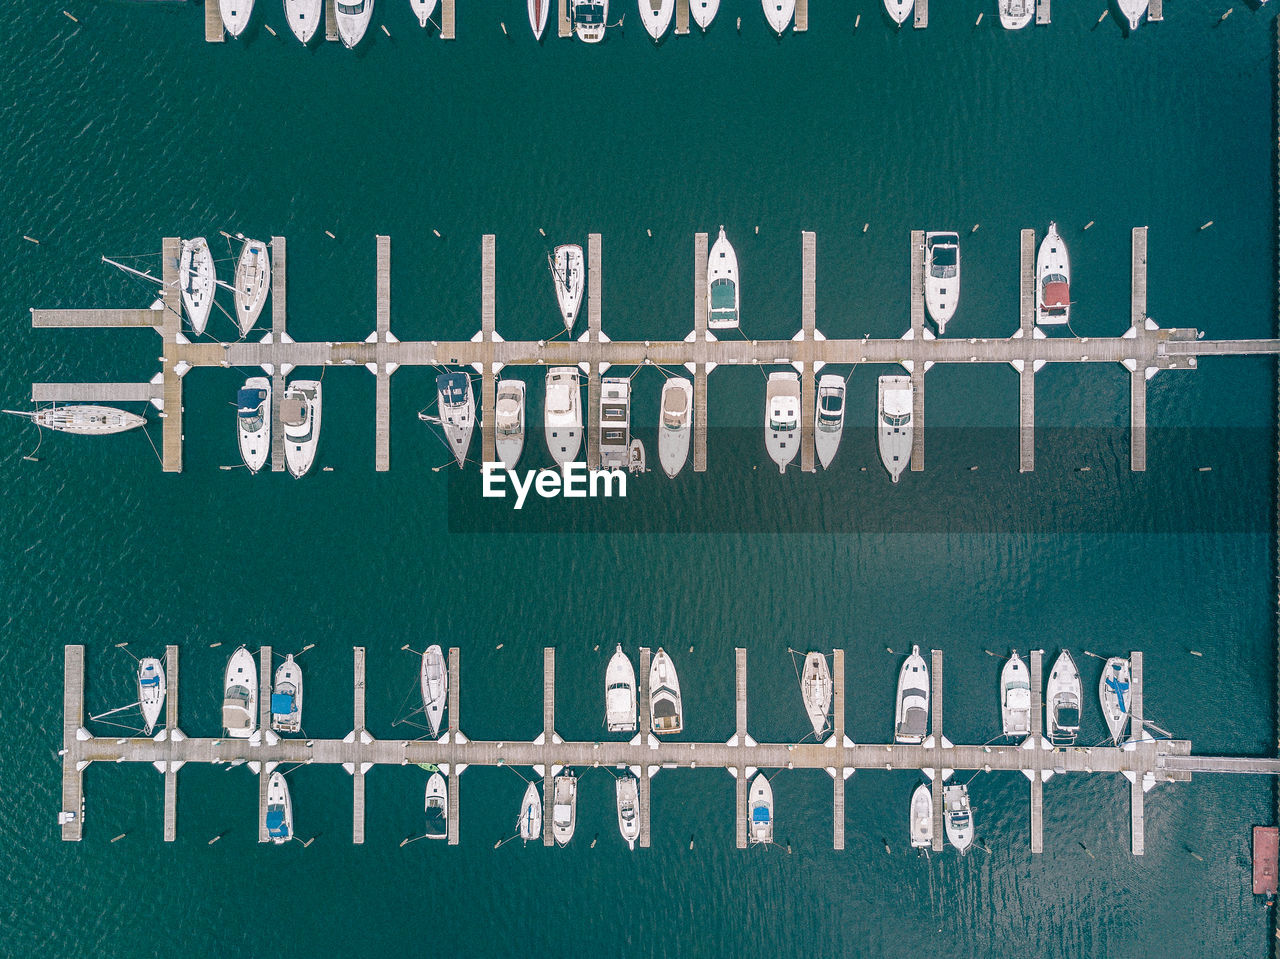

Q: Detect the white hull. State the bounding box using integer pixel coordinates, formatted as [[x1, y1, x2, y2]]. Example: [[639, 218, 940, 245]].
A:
[[420, 644, 447, 737], [138, 657, 166, 736], [220, 0, 254, 36], [640, 0, 674, 40], [1100, 657, 1132, 743], [284, 0, 323, 42], [616, 774, 640, 850], [1000, 651, 1031, 738], [237, 377, 271, 474], [233, 239, 271, 336], [552, 771, 578, 846], [519, 781, 542, 842], [411, 0, 440, 29], [765, 371, 800, 474], [424, 771, 448, 839], [271, 654, 303, 733], [943, 784, 973, 854], [529, 0, 550, 39], [282, 380, 321, 478], [573, 0, 608, 42], [605, 645, 638, 732], [266, 771, 293, 843], [599, 377, 631, 469], [1118, 0, 1148, 30], [627, 439, 646, 474], [551, 245, 585, 331], [924, 232, 960, 334], [335, 0, 375, 48], [910, 783, 933, 848], [814, 374, 845, 470], [1035, 222, 1071, 326], [895, 644, 929, 744], [800, 652, 831, 738], [884, 0, 913, 25], [9, 405, 145, 435], [1046, 650, 1082, 746], [223, 646, 258, 739], [544, 367, 582, 465], [707, 227, 740, 329], [180, 238, 215, 335], [658, 377, 693, 478], [650, 647, 683, 734], [494, 379, 526, 469], [691, 0, 718, 29], [748, 773, 773, 844], [998, 0, 1034, 29], [763, 0, 794, 34], [877, 375, 913, 483], [432, 373, 475, 468]]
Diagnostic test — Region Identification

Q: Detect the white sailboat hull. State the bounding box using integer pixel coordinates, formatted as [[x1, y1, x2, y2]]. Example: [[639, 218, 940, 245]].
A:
[[640, 0, 674, 40], [529, 0, 550, 39], [420, 644, 447, 737], [551, 245, 585, 332], [691, 0, 718, 29], [519, 781, 542, 841], [284, 0, 323, 42], [801, 652, 832, 738], [411, 0, 440, 28], [17, 406, 146, 435], [138, 657, 166, 736], [884, 0, 913, 25], [233, 239, 271, 336], [219, 0, 255, 36], [1118, 0, 1148, 30], [1100, 657, 1132, 743], [180, 237, 215, 335], [763, 0, 794, 34]]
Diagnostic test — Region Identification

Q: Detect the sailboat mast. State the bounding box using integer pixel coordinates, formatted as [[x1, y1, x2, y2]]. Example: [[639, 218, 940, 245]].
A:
[[102, 256, 164, 285]]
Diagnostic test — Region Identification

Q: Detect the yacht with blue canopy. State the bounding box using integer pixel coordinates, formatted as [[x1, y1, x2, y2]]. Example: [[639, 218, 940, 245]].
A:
[[748, 773, 774, 844], [266, 772, 293, 844], [271, 654, 303, 734]]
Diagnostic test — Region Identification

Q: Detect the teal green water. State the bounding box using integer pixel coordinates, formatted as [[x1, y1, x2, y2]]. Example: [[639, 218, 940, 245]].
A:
[[2, 3, 1278, 957]]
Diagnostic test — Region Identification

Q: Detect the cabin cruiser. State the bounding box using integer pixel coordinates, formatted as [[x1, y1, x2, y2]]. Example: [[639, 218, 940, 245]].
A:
[[518, 781, 542, 843], [943, 784, 973, 854], [552, 771, 578, 846], [691, 0, 719, 29], [605, 645, 637, 733], [219, 0, 254, 37], [222, 645, 258, 739], [284, 0, 323, 42], [1001, 651, 1031, 738], [237, 377, 271, 474], [599, 377, 631, 470], [421, 644, 447, 738], [494, 379, 526, 469], [762, 0, 794, 34], [640, 0, 674, 40], [266, 772, 293, 844], [814, 375, 845, 469], [138, 657, 166, 736], [428, 372, 475, 468], [271, 653, 303, 733], [894, 645, 929, 744], [4, 406, 145, 435], [658, 377, 693, 478], [1046, 650, 1082, 746], [924, 232, 960, 334], [544, 367, 583, 465], [179, 237, 214, 335], [800, 652, 831, 739], [411, 0, 440, 29], [424, 771, 447, 839], [233, 238, 271, 336], [764, 372, 800, 474], [573, 0, 608, 43], [650, 647, 683, 735], [884, 0, 913, 26], [616, 774, 640, 850], [550, 244, 585, 331], [910, 783, 933, 849], [748, 773, 774, 844], [281, 380, 321, 478], [1035, 222, 1071, 326], [707, 227, 740, 329], [1118, 0, 1148, 31], [335, 0, 375, 48], [1100, 657, 1132, 743], [877, 375, 913, 483], [998, 0, 1034, 29], [528, 0, 550, 39]]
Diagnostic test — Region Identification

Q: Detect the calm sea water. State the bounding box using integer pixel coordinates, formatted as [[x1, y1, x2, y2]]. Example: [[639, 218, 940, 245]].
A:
[[1, 3, 1277, 957]]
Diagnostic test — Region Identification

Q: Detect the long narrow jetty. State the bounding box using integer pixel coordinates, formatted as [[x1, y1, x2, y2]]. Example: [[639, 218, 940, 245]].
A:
[[57, 645, 1277, 852]]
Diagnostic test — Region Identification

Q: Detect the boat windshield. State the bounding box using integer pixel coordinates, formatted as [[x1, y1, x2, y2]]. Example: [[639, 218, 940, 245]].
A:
[[770, 416, 797, 432], [751, 807, 770, 823], [337, 1, 366, 12], [882, 411, 911, 427]]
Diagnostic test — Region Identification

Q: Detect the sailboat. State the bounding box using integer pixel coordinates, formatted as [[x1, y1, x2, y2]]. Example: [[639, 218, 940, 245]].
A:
[[420, 644, 448, 738], [284, 0, 323, 42], [894, 645, 929, 744], [271, 653, 303, 733], [764, 372, 801, 474], [658, 377, 693, 478], [707, 227, 740, 329], [424, 771, 447, 840], [800, 652, 831, 739], [924, 232, 960, 334], [236, 377, 271, 475], [552, 771, 578, 846], [232, 238, 271, 336], [998, 0, 1034, 29], [550, 244, 585, 332], [334, 0, 375, 48], [884, 0, 913, 26], [910, 783, 933, 849], [605, 645, 638, 733], [1046, 650, 1082, 746], [528, 0, 550, 39], [572, 0, 608, 42], [4, 406, 145, 435], [219, 0, 255, 36], [1000, 651, 1032, 738], [650, 647, 683, 735], [266, 772, 293, 844], [748, 773, 774, 844], [616, 774, 640, 850], [1118, 0, 1148, 30], [518, 781, 542, 843], [641, 0, 674, 40], [691, 0, 718, 30], [179, 238, 215, 335], [762, 0, 794, 34], [544, 367, 583, 465], [814, 375, 845, 470], [222, 645, 258, 739], [598, 377, 631, 470], [1035, 222, 1071, 327], [1099, 656, 1132, 744], [943, 783, 973, 854], [428, 372, 475, 468], [877, 375, 913, 483], [138, 657, 166, 736], [494, 379, 526, 469], [281, 380, 322, 478], [411, 0, 440, 28]]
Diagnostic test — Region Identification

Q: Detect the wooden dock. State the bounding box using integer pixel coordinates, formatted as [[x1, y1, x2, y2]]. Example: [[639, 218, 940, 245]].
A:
[[1036, 0, 1051, 26], [795, 0, 808, 33], [675, 0, 690, 35], [799, 231, 817, 472], [204, 0, 223, 43], [914, 0, 928, 30], [558, 0, 572, 38], [908, 231, 927, 472], [440, 0, 456, 40], [325, 0, 339, 42], [1148, 0, 1163, 23], [929, 648, 944, 852], [831, 648, 846, 850]]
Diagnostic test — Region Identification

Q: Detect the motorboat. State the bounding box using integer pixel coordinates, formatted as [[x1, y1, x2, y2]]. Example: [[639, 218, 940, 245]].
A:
[[650, 647, 683, 735], [281, 380, 321, 478], [219, 0, 254, 36], [877, 375, 913, 483], [179, 237, 214, 335], [236, 377, 271, 475], [605, 645, 637, 733], [707, 226, 740, 329], [552, 771, 578, 846], [598, 377, 631, 469], [627, 439, 646, 474], [528, 0, 550, 39], [658, 377, 693, 478], [800, 652, 831, 739], [884, 0, 913, 26], [1046, 650, 1082, 746], [1118, 0, 1148, 31], [748, 773, 774, 844], [1000, 651, 1032, 738], [1100, 656, 1132, 744], [4, 406, 145, 435], [764, 371, 800, 474], [233, 238, 271, 336], [1035, 222, 1071, 326], [271, 653, 303, 733], [138, 657, 166, 736], [494, 379, 526, 469], [924, 232, 960, 334], [266, 772, 293, 844], [411, 0, 440, 28], [763, 0, 794, 34], [910, 783, 933, 849], [943, 783, 973, 854], [222, 645, 258, 739], [430, 372, 475, 468], [421, 644, 447, 738], [424, 771, 447, 840], [573, 0, 608, 43], [616, 774, 640, 850], [284, 0, 323, 42], [998, 0, 1034, 29], [518, 781, 542, 843], [544, 367, 583, 465], [640, 0, 674, 40], [814, 374, 845, 470], [334, 0, 375, 48], [691, 0, 719, 30], [894, 644, 929, 744], [550, 244, 585, 332]]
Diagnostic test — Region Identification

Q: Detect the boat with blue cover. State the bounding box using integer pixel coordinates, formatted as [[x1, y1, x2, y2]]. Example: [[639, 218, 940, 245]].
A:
[[748, 773, 774, 844], [1100, 657, 1132, 743], [266, 772, 293, 844], [271, 654, 303, 733]]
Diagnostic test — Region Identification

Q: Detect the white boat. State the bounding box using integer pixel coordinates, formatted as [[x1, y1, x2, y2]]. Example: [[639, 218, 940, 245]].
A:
[[894, 644, 929, 744], [1046, 650, 1082, 746], [748, 773, 774, 844], [1118, 0, 1148, 30], [271, 653, 303, 733], [335, 0, 375, 48], [138, 657, 166, 736], [877, 375, 913, 483], [284, 0, 323, 42], [762, 0, 794, 34], [544, 367, 583, 465], [1000, 651, 1032, 738], [764, 371, 800, 474], [179, 238, 214, 335], [518, 781, 542, 843], [627, 439, 646, 474], [494, 379, 526, 469], [640, 0, 674, 40], [233, 238, 271, 336], [236, 377, 271, 475], [658, 377, 693, 479], [691, 0, 719, 29], [616, 774, 640, 850], [223, 645, 258, 740], [924, 232, 960, 334], [410, 0, 440, 29], [4, 405, 145, 435], [281, 380, 321, 478], [800, 652, 831, 739], [1035, 222, 1071, 327], [573, 0, 608, 43], [599, 377, 631, 470], [266, 772, 293, 844], [420, 644, 447, 738], [943, 783, 973, 854], [884, 0, 913, 26], [707, 227, 740, 330], [429, 372, 475, 468], [814, 374, 845, 470], [650, 647, 683, 735], [1099, 656, 1132, 744], [552, 771, 578, 846], [550, 244, 585, 332], [424, 771, 447, 840], [528, 0, 550, 39], [605, 645, 638, 733], [909, 783, 933, 849], [219, 0, 254, 36], [998, 0, 1034, 29]]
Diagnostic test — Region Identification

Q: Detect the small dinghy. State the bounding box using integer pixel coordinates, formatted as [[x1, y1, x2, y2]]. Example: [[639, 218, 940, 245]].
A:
[[179, 237, 215, 335], [924, 232, 960, 334], [411, 0, 440, 28], [236, 377, 271, 475], [138, 657, 166, 736], [616, 774, 640, 850], [424, 771, 447, 840], [334, 0, 375, 48], [219, 0, 255, 37], [691, 0, 718, 30], [1100, 656, 1132, 744], [552, 770, 578, 846], [998, 0, 1034, 29], [800, 652, 832, 739], [650, 647, 683, 735], [640, 0, 674, 40], [518, 781, 542, 843], [550, 244, 585, 331], [284, 0, 323, 42], [627, 439, 646, 474], [282, 380, 322, 478], [894, 644, 929, 744], [943, 783, 973, 854], [5, 406, 145, 435], [658, 377, 693, 478], [494, 379, 526, 469], [233, 238, 271, 336], [814, 375, 845, 470], [605, 645, 638, 733], [748, 773, 774, 844], [266, 771, 293, 844], [271, 653, 303, 733], [910, 783, 933, 849], [1046, 650, 1082, 746], [884, 0, 913, 26], [1001, 651, 1032, 738], [420, 644, 448, 737], [528, 0, 550, 39], [222, 646, 258, 740]]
